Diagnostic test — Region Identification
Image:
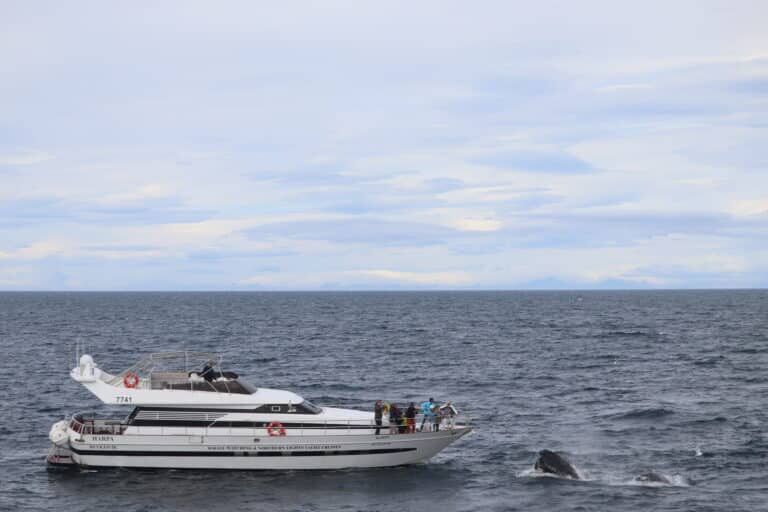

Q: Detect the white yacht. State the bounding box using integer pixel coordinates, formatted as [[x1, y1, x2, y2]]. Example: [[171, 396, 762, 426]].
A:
[[47, 352, 472, 470]]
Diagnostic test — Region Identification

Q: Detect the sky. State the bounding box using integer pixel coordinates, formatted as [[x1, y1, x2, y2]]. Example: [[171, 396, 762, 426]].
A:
[[1, 1, 767, 290]]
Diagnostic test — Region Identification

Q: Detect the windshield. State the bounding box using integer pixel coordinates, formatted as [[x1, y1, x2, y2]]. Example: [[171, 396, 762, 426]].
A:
[[238, 380, 257, 394], [301, 400, 322, 414]]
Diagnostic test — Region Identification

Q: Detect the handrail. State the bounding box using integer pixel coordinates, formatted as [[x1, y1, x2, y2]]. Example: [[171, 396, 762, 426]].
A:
[[68, 412, 471, 436], [106, 351, 223, 387]]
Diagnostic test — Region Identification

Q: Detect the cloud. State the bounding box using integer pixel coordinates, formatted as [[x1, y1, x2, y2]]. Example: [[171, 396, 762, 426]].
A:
[[98, 184, 174, 205], [237, 268, 474, 289], [1, 1, 767, 289], [730, 199, 768, 217], [448, 217, 503, 232], [0, 196, 214, 227], [729, 77, 768, 95], [351, 269, 473, 286], [472, 150, 593, 174], [0, 241, 67, 260], [595, 83, 654, 93], [503, 212, 768, 249], [238, 267, 474, 290], [0, 150, 52, 166], [245, 218, 461, 247]]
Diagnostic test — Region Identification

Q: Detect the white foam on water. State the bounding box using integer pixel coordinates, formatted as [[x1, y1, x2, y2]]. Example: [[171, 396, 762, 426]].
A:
[[518, 466, 588, 481], [614, 473, 690, 488], [521, 467, 689, 488]]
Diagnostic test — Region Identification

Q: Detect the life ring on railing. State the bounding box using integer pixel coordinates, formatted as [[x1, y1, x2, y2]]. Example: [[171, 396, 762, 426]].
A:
[[123, 372, 139, 388], [266, 421, 286, 437]]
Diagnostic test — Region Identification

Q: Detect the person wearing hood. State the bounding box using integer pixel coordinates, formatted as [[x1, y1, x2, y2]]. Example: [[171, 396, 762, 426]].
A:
[[389, 403, 402, 434], [439, 401, 457, 429], [405, 402, 417, 433], [201, 361, 218, 382]]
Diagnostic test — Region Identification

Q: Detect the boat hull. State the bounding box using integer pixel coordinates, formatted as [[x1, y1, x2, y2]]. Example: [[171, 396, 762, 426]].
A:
[[67, 427, 472, 470]]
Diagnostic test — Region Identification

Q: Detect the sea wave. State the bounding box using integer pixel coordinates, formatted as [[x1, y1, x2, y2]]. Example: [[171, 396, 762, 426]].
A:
[[606, 408, 676, 420]]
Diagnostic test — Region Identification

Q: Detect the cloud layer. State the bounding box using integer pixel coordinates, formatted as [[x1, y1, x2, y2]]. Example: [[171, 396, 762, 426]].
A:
[[1, 1, 767, 289]]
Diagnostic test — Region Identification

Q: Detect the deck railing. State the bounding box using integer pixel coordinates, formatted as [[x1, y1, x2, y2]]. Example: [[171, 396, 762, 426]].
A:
[[106, 351, 222, 388], [69, 412, 471, 438], [69, 414, 127, 435]]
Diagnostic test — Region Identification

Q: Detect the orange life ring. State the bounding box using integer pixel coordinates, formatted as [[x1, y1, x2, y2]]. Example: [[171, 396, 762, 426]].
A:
[[266, 421, 286, 436], [123, 372, 139, 388]]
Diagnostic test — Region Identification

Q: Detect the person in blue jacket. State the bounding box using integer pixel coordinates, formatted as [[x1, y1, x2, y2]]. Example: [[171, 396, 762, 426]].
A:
[[419, 398, 435, 432]]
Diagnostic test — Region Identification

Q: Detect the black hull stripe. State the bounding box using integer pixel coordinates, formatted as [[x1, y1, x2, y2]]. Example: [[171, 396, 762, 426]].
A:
[[70, 446, 416, 457]]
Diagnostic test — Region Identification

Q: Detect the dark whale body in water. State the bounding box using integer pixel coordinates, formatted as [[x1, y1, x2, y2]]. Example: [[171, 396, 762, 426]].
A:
[[534, 449, 580, 479], [636, 472, 673, 484]]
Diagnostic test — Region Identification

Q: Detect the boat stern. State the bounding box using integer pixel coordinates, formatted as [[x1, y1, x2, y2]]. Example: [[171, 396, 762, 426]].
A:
[[46, 419, 76, 468]]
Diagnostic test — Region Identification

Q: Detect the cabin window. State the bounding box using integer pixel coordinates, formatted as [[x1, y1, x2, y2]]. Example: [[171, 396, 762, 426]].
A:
[[163, 380, 255, 395], [251, 403, 322, 414]]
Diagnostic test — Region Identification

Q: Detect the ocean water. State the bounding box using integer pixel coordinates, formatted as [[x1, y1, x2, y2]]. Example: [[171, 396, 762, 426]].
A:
[[1, 291, 766, 512]]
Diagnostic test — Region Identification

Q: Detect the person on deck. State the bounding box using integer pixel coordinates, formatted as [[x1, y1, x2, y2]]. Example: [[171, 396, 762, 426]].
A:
[[432, 404, 441, 432], [439, 401, 457, 429], [374, 400, 383, 435], [201, 361, 217, 382], [420, 398, 435, 432], [405, 402, 417, 433], [389, 404, 402, 434]]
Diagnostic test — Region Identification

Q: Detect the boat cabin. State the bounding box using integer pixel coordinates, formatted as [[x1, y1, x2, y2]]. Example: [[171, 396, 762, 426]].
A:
[[72, 351, 309, 407]]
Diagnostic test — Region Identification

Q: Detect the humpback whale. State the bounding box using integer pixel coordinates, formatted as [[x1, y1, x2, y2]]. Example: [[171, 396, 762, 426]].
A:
[[635, 472, 673, 485], [534, 449, 580, 479]]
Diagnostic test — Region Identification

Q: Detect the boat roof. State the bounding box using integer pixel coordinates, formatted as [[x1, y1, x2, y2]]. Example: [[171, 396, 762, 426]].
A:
[[72, 352, 307, 407]]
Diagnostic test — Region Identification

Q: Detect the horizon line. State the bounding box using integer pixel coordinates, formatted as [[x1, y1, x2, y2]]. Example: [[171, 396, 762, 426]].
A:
[[1, 288, 766, 293]]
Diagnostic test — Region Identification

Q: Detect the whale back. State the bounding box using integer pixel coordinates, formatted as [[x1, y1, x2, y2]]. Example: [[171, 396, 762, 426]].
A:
[[534, 449, 580, 479], [636, 471, 672, 484]]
